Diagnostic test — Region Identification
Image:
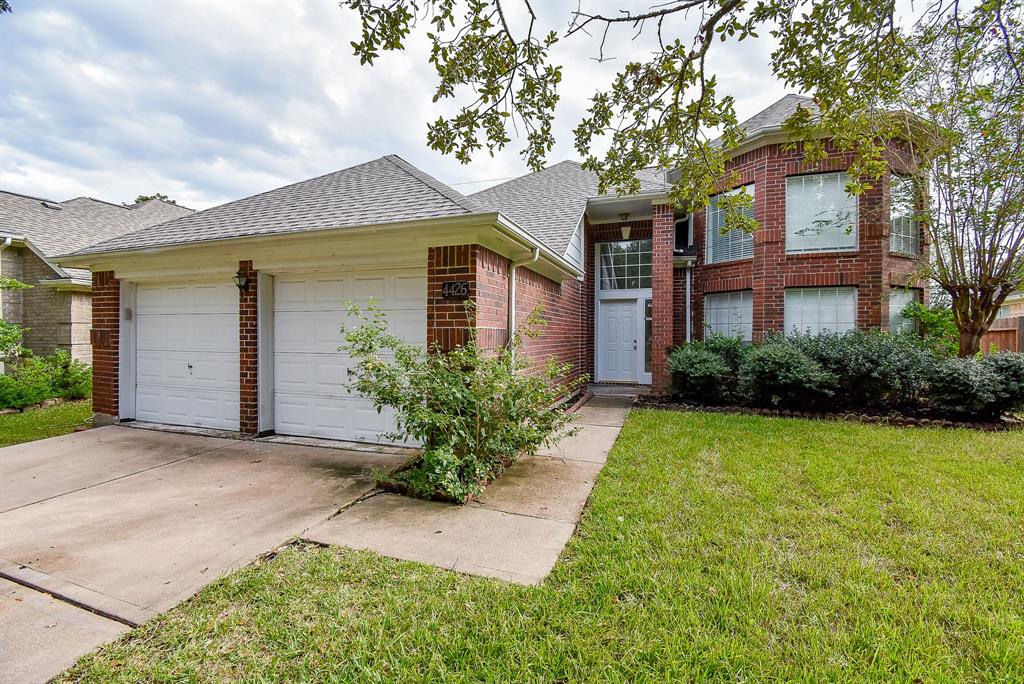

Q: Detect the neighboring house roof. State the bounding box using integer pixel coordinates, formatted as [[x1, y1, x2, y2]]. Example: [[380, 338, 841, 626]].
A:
[[70, 155, 489, 257], [469, 161, 669, 255], [0, 190, 192, 283]]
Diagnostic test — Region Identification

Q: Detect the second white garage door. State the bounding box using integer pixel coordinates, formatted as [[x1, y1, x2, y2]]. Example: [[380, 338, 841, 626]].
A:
[[272, 270, 426, 443]]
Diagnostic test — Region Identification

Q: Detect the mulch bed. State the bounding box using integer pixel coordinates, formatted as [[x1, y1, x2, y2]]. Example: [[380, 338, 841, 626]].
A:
[[635, 396, 1022, 431]]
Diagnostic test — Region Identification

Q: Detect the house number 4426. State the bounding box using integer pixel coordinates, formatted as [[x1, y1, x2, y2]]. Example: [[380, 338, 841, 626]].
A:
[[441, 280, 469, 300]]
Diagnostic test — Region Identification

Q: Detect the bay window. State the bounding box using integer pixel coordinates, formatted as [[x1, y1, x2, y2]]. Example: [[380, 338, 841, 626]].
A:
[[785, 172, 858, 253]]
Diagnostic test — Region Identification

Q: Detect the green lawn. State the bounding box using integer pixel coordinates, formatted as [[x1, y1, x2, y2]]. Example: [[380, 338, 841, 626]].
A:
[[60, 411, 1023, 682], [0, 400, 92, 447]]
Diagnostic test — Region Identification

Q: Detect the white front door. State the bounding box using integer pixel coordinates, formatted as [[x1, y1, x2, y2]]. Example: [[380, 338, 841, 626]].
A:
[[598, 300, 638, 382], [134, 282, 240, 430], [272, 269, 426, 443]]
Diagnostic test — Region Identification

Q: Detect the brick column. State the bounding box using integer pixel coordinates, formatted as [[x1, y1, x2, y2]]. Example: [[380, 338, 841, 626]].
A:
[[651, 203, 675, 393], [238, 260, 259, 434], [90, 271, 120, 421], [426, 245, 510, 352]]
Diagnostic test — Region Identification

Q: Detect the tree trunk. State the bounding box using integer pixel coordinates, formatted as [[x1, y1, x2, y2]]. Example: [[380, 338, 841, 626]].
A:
[[958, 328, 984, 357]]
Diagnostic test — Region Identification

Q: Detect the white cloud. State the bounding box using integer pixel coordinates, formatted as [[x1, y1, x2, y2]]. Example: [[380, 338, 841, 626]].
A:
[[0, 0, 791, 209]]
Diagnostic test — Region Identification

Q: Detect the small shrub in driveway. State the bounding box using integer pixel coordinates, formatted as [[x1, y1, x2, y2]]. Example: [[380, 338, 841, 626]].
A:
[[341, 303, 586, 502]]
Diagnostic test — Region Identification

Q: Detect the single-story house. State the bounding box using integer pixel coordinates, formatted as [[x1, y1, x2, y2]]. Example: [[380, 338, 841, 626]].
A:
[[0, 191, 192, 364], [57, 94, 928, 443]]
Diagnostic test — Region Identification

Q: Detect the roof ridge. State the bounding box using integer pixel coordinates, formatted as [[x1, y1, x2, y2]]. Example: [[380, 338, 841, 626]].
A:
[[469, 159, 585, 198], [0, 189, 61, 204], [132, 197, 196, 213], [382, 155, 482, 213]]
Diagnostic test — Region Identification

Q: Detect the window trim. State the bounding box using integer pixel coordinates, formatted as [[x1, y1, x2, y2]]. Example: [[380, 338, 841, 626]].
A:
[[785, 171, 859, 255], [705, 184, 755, 265]]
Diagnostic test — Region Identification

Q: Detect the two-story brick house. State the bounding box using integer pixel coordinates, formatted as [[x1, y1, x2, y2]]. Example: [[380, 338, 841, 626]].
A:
[[58, 95, 928, 443]]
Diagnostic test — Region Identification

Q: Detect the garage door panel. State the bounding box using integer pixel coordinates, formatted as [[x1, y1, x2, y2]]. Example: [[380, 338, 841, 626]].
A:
[[274, 356, 347, 396], [273, 271, 424, 443], [137, 313, 237, 352], [135, 282, 239, 431]]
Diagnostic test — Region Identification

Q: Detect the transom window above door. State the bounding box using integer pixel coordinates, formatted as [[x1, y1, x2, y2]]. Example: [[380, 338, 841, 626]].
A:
[[599, 240, 652, 290]]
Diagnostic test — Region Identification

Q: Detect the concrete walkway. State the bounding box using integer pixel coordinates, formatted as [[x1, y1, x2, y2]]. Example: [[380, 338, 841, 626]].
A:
[[304, 396, 631, 584]]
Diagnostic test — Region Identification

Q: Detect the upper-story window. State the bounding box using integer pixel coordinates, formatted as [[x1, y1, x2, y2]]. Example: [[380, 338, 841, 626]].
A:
[[599, 239, 652, 290], [890, 174, 920, 256], [785, 172, 858, 254], [706, 184, 755, 264]]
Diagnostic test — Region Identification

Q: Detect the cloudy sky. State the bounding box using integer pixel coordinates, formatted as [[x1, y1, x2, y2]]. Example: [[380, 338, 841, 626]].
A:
[[1, 0, 788, 210]]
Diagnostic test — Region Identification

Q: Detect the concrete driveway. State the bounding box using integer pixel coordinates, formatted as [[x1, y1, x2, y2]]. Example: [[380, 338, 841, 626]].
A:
[[0, 426, 407, 683]]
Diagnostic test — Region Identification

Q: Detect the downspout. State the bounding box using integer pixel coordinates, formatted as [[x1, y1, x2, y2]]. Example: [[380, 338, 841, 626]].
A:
[[685, 264, 692, 343], [0, 237, 11, 372], [507, 247, 541, 352]]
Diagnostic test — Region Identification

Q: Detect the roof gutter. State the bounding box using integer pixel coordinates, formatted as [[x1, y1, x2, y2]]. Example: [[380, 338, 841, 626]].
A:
[[493, 213, 583, 278], [586, 191, 670, 206]]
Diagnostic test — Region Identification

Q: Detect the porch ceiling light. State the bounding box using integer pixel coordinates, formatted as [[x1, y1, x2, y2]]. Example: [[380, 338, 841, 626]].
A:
[[232, 270, 251, 291], [619, 212, 631, 239]]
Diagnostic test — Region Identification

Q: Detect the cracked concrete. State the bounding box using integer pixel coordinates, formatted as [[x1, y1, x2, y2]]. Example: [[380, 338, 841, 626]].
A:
[[304, 395, 631, 584]]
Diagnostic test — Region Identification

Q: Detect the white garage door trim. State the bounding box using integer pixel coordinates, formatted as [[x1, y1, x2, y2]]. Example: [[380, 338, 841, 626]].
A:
[[270, 268, 426, 444], [133, 281, 240, 430]]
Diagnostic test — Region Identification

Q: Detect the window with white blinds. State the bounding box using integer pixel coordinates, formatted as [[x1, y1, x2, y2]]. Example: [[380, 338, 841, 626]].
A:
[[889, 288, 920, 332], [706, 185, 755, 264], [785, 172, 858, 253], [890, 174, 920, 256], [704, 290, 754, 341], [784, 287, 857, 335]]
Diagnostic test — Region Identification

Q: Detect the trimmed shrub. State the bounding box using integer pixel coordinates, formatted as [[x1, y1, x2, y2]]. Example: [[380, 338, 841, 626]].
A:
[[788, 330, 933, 413], [981, 352, 1024, 414], [926, 357, 1001, 419], [667, 344, 732, 402], [738, 341, 837, 408], [702, 333, 749, 375]]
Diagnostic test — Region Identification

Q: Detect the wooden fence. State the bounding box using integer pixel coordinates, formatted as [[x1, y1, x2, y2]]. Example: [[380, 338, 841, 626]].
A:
[[982, 316, 1024, 353]]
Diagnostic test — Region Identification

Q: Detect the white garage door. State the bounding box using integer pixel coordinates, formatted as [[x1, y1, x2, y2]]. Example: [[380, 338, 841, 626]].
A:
[[135, 282, 239, 430], [272, 270, 426, 443]]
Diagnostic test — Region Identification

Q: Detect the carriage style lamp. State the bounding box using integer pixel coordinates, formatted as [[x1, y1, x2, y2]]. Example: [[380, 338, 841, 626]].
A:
[[232, 270, 250, 292]]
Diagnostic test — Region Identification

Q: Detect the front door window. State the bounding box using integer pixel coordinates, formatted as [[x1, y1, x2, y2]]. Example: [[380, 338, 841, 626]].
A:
[[599, 240, 653, 290]]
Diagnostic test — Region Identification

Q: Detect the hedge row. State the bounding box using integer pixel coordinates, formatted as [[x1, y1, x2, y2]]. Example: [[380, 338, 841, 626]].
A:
[[668, 331, 1024, 420], [0, 350, 92, 410]]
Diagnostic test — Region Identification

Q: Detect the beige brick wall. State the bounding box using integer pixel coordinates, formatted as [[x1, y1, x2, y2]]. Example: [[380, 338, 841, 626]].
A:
[[9, 248, 75, 358], [70, 291, 93, 364]]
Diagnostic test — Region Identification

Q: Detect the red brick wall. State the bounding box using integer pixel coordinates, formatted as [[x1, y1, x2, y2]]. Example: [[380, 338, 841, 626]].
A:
[[427, 243, 586, 387], [689, 141, 929, 340], [238, 260, 258, 435], [513, 263, 585, 386], [651, 204, 675, 391], [90, 271, 120, 418]]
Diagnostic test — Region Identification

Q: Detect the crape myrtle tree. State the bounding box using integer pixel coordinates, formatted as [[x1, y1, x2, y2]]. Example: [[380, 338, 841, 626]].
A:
[[892, 10, 1024, 356]]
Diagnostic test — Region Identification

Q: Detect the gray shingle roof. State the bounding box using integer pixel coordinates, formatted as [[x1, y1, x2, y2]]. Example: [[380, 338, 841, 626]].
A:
[[713, 93, 817, 147], [469, 161, 669, 255], [70, 155, 488, 257], [0, 191, 193, 282]]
